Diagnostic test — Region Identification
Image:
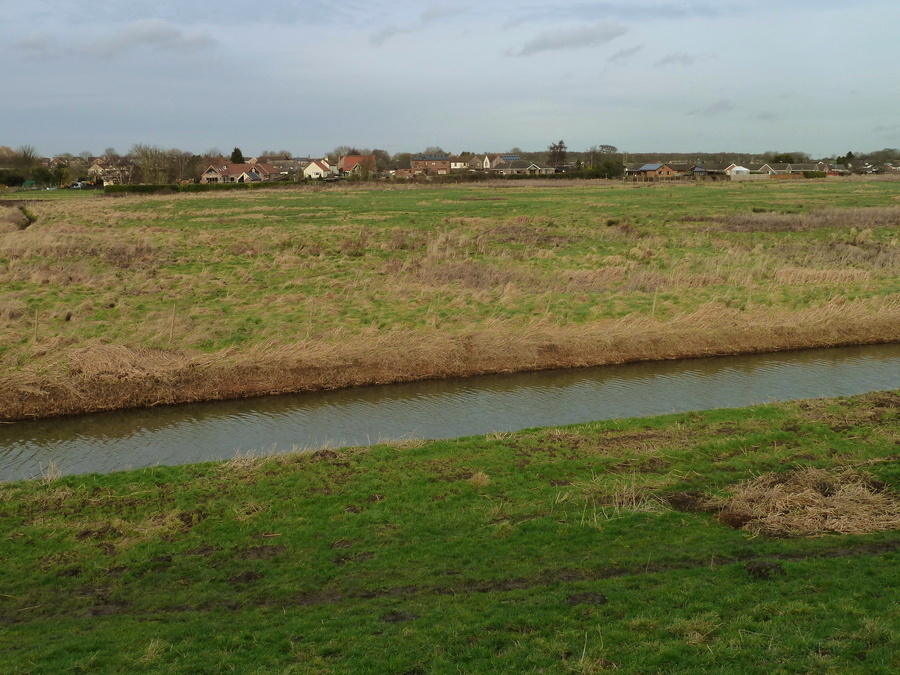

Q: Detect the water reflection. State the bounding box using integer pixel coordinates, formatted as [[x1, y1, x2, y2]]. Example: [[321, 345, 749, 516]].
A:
[[1, 344, 898, 481]]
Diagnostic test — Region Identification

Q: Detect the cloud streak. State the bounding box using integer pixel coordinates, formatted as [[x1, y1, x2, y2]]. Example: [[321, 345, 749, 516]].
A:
[[654, 52, 712, 67], [689, 99, 735, 117], [80, 20, 217, 58], [513, 23, 627, 57], [608, 44, 644, 64], [370, 4, 468, 47]]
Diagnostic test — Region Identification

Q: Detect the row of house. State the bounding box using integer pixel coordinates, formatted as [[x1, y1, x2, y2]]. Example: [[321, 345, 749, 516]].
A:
[[625, 161, 844, 180], [398, 153, 556, 177]]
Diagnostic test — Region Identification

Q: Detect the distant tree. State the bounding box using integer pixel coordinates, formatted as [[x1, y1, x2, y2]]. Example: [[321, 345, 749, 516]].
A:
[[423, 146, 447, 156], [596, 158, 625, 179], [131, 143, 168, 183], [103, 147, 118, 159], [547, 140, 567, 166], [327, 146, 361, 163], [258, 149, 293, 160], [32, 167, 54, 186], [771, 153, 795, 163], [390, 152, 412, 168], [371, 149, 391, 171], [231, 147, 245, 164], [79, 150, 92, 163], [166, 148, 199, 182], [14, 145, 38, 170]]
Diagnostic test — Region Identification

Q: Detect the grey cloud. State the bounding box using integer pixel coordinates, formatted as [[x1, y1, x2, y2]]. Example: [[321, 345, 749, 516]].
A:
[[370, 4, 468, 47], [514, 23, 628, 57], [505, 2, 721, 29], [753, 112, 779, 121], [608, 44, 644, 64], [655, 52, 710, 67], [370, 24, 414, 47], [689, 99, 735, 117], [79, 20, 217, 58], [15, 33, 59, 57], [420, 5, 467, 23]]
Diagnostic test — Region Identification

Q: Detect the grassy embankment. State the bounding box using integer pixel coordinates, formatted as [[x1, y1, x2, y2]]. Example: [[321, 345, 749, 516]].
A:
[[1, 391, 898, 672], [1, 178, 899, 421]]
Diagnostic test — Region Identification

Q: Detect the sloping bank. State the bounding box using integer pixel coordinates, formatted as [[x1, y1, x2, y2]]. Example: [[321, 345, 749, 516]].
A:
[[2, 297, 898, 422]]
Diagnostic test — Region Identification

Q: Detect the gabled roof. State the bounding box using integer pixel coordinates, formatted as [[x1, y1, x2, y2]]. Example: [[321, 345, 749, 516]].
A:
[[307, 160, 330, 173], [206, 162, 279, 177], [636, 163, 665, 171], [339, 155, 376, 172]]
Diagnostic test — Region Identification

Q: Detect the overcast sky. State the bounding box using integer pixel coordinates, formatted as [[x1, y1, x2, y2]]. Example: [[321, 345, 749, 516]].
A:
[[3, 1, 898, 158]]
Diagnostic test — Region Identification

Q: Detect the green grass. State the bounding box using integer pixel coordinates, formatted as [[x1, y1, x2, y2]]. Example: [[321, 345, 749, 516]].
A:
[[2, 391, 898, 673], [3, 179, 900, 360]]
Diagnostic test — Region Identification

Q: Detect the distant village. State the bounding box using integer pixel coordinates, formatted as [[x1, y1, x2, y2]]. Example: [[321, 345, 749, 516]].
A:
[[1, 143, 898, 190]]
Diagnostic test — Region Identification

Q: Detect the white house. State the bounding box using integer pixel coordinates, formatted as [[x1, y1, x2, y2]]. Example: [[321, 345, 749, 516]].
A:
[[303, 159, 333, 179]]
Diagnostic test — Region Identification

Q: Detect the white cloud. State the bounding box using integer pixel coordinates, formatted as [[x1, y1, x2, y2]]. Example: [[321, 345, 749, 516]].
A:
[[513, 23, 628, 57]]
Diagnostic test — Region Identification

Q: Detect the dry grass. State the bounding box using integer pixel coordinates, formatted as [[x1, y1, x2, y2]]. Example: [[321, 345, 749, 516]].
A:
[[1, 295, 898, 422], [715, 467, 900, 537], [707, 206, 900, 232]]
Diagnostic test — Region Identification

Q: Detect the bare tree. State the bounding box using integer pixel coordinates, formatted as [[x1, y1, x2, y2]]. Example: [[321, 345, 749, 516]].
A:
[[131, 144, 167, 183], [14, 145, 38, 170], [547, 140, 567, 167]]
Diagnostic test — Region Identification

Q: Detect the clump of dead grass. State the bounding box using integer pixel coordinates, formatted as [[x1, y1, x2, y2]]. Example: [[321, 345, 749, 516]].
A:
[[715, 467, 900, 537]]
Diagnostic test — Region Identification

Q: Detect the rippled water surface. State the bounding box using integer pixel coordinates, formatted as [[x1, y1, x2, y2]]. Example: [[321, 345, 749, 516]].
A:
[[2, 344, 898, 481]]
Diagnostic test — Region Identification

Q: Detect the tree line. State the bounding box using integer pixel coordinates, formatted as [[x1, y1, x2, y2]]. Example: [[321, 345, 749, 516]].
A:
[[3, 142, 898, 188]]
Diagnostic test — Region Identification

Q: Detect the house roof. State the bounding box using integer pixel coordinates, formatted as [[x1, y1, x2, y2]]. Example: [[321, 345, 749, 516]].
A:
[[636, 163, 666, 171], [339, 155, 376, 172], [207, 162, 279, 177], [307, 160, 330, 172], [495, 160, 551, 170], [412, 154, 451, 161]]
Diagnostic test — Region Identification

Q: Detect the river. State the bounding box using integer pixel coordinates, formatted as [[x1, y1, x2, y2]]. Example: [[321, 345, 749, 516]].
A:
[[1, 343, 898, 481]]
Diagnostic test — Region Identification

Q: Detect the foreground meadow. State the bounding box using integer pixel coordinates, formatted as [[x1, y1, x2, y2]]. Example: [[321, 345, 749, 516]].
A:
[[1, 391, 898, 672], [1, 178, 899, 420]]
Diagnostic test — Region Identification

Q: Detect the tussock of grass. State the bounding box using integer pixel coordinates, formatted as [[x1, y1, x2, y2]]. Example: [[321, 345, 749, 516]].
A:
[[716, 467, 900, 537]]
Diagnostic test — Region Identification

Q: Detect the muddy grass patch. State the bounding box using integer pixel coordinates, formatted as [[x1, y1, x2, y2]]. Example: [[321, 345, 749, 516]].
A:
[[715, 467, 900, 537]]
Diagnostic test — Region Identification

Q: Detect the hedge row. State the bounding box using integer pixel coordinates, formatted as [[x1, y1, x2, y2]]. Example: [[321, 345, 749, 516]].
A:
[[103, 181, 299, 195]]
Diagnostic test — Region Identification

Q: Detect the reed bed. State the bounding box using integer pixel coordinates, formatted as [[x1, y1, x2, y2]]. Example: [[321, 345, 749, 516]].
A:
[[1, 179, 898, 420]]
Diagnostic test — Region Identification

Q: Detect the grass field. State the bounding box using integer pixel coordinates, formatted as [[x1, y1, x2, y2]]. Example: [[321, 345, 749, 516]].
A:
[[1, 391, 898, 673], [1, 178, 899, 420]]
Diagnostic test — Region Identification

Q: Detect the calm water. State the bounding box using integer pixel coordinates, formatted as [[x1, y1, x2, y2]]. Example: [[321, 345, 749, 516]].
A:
[[1, 344, 898, 481]]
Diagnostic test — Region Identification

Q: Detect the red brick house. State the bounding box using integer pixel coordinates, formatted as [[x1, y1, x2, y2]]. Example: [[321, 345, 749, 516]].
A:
[[410, 154, 451, 175]]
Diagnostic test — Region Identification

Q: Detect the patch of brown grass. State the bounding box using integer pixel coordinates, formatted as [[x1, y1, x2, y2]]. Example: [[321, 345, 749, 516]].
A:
[[709, 206, 900, 232], [715, 467, 900, 537]]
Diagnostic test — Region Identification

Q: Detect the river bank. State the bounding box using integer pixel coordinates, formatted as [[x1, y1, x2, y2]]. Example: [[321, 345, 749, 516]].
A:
[[2, 391, 898, 672], [2, 297, 899, 422]]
